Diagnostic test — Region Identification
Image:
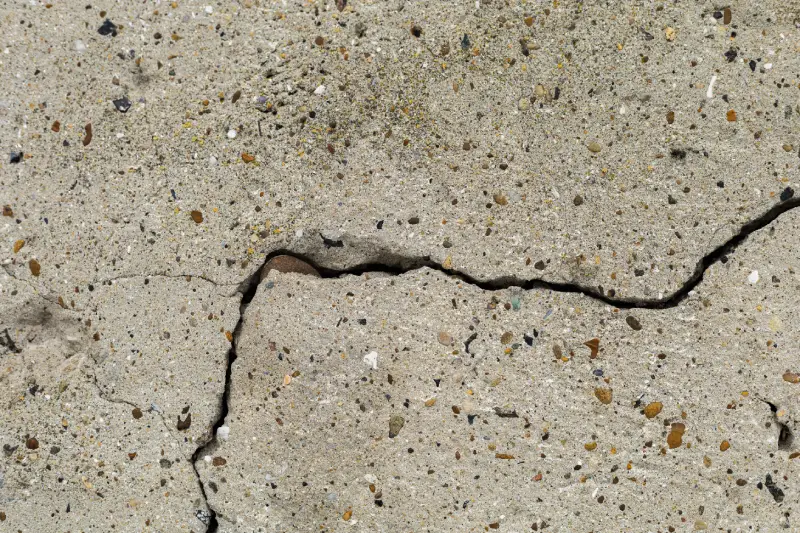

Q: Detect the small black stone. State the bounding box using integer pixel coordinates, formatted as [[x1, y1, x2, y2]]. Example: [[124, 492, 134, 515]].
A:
[[780, 187, 794, 201], [765, 474, 785, 503], [724, 48, 737, 62], [749, 59, 757, 72], [9, 152, 22, 164], [113, 96, 131, 113], [98, 19, 117, 37]]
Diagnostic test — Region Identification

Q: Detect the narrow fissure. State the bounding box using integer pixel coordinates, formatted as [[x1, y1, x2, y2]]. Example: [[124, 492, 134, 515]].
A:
[[189, 196, 799, 530], [191, 270, 262, 532], [279, 196, 800, 310]]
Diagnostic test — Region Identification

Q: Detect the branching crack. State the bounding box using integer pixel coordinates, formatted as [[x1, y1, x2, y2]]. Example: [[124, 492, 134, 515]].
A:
[[187, 196, 799, 531]]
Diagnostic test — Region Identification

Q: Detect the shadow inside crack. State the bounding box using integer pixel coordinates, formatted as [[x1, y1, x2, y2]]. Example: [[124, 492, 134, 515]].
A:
[[191, 262, 263, 532]]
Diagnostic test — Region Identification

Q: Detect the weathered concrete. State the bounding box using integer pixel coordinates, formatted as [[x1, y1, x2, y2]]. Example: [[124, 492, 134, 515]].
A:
[[197, 210, 800, 532], [2, 0, 799, 300], [2, 0, 800, 531], [0, 277, 216, 532]]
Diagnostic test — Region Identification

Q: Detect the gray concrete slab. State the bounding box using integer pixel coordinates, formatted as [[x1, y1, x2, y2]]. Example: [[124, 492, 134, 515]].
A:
[[196, 209, 800, 532], [1, 1, 799, 531], [2, 0, 799, 300], [0, 277, 214, 532]]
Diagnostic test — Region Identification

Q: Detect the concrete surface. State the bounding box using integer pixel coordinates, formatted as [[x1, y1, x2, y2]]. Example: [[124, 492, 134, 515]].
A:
[[0, 277, 214, 532], [1, 0, 800, 531], [2, 0, 800, 299], [197, 208, 800, 532]]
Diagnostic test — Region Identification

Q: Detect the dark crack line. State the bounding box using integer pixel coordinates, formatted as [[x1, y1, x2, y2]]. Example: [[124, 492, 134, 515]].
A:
[[188, 195, 799, 530], [191, 270, 261, 532], [280, 196, 800, 309]]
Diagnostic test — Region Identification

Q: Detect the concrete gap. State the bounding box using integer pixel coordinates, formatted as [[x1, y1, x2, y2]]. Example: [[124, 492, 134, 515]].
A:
[[191, 270, 261, 532], [263, 195, 800, 309], [190, 195, 800, 530]]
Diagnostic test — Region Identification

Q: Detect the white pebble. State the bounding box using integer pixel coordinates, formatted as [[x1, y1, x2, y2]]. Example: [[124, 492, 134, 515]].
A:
[[227, 129, 237, 139], [748, 270, 759, 284], [205, 6, 213, 13], [314, 84, 327, 95], [706, 75, 716, 98], [216, 425, 230, 440], [363, 351, 378, 370], [75, 40, 86, 52]]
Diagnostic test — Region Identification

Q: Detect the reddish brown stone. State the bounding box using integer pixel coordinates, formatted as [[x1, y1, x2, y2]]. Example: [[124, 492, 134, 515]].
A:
[[260, 255, 320, 281]]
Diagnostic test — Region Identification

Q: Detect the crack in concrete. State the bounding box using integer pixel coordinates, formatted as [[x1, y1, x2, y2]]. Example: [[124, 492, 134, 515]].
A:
[[191, 287, 254, 532], [288, 195, 800, 309], [190, 195, 800, 531]]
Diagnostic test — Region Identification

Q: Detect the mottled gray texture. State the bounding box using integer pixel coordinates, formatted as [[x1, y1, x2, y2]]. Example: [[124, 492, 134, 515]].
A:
[[2, 0, 800, 531], [2, 0, 799, 299], [197, 209, 800, 532]]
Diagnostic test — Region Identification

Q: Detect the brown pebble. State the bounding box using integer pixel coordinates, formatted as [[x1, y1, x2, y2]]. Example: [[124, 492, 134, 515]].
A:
[[723, 7, 731, 24], [584, 338, 599, 358], [343, 509, 353, 521], [438, 331, 453, 346], [51, 120, 61, 132], [190, 210, 203, 224], [726, 109, 737, 122], [13, 240, 25, 253], [2, 205, 12, 217], [643, 401, 663, 419], [524, 16, 534, 26], [176, 413, 191, 430], [315, 36, 324, 46], [493, 194, 508, 206], [241, 152, 255, 163], [573, 195, 584, 206], [625, 316, 642, 330], [720, 440, 730, 451], [667, 422, 685, 449], [212, 456, 227, 466], [231, 90, 241, 104], [587, 141, 601, 153], [83, 123, 93, 146], [26, 437, 39, 450], [594, 388, 613, 404], [132, 407, 143, 419], [260, 255, 320, 281], [783, 371, 800, 384], [666, 111, 675, 124], [29, 259, 41, 277], [500, 332, 513, 345]]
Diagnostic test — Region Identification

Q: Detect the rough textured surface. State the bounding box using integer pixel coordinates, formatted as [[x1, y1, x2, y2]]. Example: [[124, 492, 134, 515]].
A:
[[198, 210, 799, 532], [2, 0, 800, 531], [0, 277, 214, 532], [3, 0, 799, 299]]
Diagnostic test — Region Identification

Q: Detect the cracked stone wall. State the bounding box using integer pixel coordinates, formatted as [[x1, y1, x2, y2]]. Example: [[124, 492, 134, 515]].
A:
[[2, 0, 800, 531]]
